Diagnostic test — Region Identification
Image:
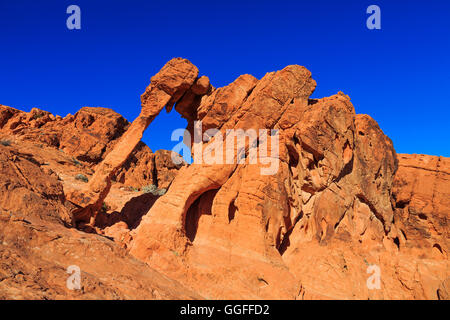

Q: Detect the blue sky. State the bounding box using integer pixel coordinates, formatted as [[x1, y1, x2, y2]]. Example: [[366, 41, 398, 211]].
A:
[[0, 0, 449, 157]]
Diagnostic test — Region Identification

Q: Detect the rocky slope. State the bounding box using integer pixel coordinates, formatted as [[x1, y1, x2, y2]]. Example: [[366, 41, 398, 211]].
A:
[[0, 143, 197, 299], [0, 58, 448, 300]]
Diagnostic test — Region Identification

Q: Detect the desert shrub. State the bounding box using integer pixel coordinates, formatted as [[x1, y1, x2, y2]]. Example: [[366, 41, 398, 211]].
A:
[[142, 184, 166, 196], [0, 140, 11, 146], [75, 173, 89, 183], [32, 112, 44, 120], [71, 158, 82, 167], [155, 188, 167, 196], [101, 202, 110, 212], [142, 184, 157, 194]]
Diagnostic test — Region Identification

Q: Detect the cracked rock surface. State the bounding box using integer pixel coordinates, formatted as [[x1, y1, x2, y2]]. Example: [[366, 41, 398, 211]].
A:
[[0, 58, 448, 300]]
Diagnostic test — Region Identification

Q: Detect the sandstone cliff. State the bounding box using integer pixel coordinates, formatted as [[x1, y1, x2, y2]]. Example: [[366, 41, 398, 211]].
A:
[[0, 58, 448, 300]]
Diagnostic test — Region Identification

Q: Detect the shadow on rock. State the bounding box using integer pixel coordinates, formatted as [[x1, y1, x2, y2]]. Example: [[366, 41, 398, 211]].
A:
[[95, 193, 160, 230]]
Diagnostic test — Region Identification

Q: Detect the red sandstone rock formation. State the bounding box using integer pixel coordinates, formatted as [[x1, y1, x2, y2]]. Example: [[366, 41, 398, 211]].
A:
[[392, 154, 449, 260], [0, 144, 199, 299], [0, 58, 448, 300], [0, 105, 183, 192], [0, 105, 128, 163], [114, 148, 185, 190], [128, 60, 448, 300], [65, 58, 198, 225]]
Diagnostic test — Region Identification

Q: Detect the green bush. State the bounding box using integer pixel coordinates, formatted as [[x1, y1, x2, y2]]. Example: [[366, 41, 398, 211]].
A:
[[156, 188, 167, 196], [142, 184, 157, 194], [142, 184, 166, 196], [101, 202, 110, 212], [75, 173, 89, 183], [71, 158, 82, 167], [32, 112, 44, 120], [0, 140, 11, 146]]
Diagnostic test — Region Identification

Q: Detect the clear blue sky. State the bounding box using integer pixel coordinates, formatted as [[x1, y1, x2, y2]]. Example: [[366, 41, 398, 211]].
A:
[[0, 0, 449, 157]]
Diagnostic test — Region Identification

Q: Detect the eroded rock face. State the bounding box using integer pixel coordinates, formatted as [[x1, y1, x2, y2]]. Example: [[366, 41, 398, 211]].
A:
[[0, 58, 448, 300], [65, 58, 197, 225], [392, 154, 449, 260], [0, 214, 200, 300], [0, 144, 72, 226], [0, 104, 186, 193], [0, 105, 128, 163], [114, 147, 185, 190], [0, 143, 199, 299], [129, 62, 449, 300], [58, 107, 130, 163], [282, 153, 448, 300]]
